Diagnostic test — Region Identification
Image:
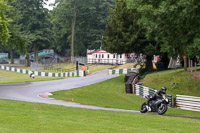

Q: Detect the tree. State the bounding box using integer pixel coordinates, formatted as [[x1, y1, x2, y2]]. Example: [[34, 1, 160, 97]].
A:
[[0, 0, 11, 45], [6, 0, 26, 64], [14, 0, 52, 64], [104, 0, 158, 71], [50, 0, 114, 57], [128, 0, 200, 71]]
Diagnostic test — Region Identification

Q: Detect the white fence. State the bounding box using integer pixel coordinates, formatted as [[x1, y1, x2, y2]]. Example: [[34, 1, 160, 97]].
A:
[[0, 65, 84, 77], [108, 68, 139, 75], [176, 95, 200, 112], [87, 59, 126, 65]]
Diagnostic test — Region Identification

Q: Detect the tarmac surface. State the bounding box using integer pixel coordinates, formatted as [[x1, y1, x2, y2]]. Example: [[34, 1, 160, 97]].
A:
[[0, 76, 9, 80], [0, 70, 139, 113], [0, 69, 199, 120]]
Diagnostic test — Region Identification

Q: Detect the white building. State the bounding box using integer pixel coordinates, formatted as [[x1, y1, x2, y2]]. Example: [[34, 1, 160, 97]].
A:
[[87, 49, 127, 65]]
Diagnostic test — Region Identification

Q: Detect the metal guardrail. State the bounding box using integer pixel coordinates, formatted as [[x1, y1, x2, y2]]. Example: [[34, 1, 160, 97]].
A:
[[87, 59, 126, 65], [176, 95, 200, 112], [43, 64, 76, 73], [0, 65, 84, 77], [108, 68, 139, 75]]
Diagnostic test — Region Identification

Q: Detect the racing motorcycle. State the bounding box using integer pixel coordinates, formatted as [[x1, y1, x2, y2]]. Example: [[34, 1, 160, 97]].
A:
[[140, 94, 169, 115]]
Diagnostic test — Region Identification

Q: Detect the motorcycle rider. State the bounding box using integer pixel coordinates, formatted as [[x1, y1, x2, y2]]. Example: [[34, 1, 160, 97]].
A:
[[146, 87, 167, 107]]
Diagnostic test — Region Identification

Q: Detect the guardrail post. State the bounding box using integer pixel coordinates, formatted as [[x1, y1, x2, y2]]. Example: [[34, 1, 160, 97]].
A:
[[171, 96, 176, 108], [132, 82, 135, 94]]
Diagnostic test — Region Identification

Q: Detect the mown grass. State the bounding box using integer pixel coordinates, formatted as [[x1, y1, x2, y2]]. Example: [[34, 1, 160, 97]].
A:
[[15, 63, 76, 73], [87, 64, 114, 74], [142, 69, 200, 97], [16, 63, 114, 74], [0, 69, 63, 84], [114, 63, 157, 70], [51, 75, 200, 118], [114, 63, 138, 69], [0, 99, 199, 133]]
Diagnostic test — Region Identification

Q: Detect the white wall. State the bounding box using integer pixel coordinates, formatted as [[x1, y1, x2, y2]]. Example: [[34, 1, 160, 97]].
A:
[[87, 51, 126, 64]]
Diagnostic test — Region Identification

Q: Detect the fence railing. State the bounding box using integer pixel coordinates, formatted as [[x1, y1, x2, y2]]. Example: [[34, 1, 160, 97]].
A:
[[71, 56, 87, 64], [87, 59, 126, 65], [0, 65, 84, 77], [135, 84, 173, 107], [176, 95, 200, 112], [108, 68, 139, 75], [31, 62, 42, 72]]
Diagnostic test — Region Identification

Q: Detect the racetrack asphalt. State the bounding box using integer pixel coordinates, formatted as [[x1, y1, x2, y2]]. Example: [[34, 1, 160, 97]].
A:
[[0, 70, 138, 113], [0, 69, 199, 120], [0, 76, 9, 80]]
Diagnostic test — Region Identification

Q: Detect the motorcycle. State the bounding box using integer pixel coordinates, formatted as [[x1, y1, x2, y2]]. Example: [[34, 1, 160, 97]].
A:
[[140, 94, 169, 115]]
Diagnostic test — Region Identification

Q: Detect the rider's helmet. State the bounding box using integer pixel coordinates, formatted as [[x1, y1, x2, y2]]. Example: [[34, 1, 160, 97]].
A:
[[161, 87, 167, 94]]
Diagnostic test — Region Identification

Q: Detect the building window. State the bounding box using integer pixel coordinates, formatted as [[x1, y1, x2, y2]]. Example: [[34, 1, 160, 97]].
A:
[[113, 54, 115, 58], [102, 54, 104, 58], [107, 54, 109, 58], [120, 54, 122, 58], [99, 54, 101, 58], [96, 54, 97, 58]]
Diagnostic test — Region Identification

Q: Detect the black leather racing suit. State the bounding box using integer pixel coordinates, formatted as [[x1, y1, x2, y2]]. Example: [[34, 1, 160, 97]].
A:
[[147, 90, 164, 104]]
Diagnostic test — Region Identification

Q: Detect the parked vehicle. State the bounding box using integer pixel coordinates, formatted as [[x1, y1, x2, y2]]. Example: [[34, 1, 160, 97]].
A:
[[140, 94, 169, 115]]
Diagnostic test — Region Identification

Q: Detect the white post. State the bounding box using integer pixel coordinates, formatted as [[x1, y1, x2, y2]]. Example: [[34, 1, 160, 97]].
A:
[[191, 60, 193, 73], [195, 61, 197, 77]]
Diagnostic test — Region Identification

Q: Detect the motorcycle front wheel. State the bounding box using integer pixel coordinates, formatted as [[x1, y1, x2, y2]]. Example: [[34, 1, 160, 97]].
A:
[[157, 104, 168, 115], [140, 102, 148, 113]]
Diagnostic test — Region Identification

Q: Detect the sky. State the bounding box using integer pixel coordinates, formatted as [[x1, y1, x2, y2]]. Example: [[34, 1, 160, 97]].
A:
[[43, 0, 55, 10]]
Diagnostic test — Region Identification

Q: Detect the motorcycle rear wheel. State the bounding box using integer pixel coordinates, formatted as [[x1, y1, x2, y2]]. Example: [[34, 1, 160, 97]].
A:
[[140, 102, 148, 113], [157, 104, 168, 115]]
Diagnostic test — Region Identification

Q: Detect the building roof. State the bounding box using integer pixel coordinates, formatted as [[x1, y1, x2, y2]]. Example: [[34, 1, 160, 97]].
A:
[[87, 49, 109, 55]]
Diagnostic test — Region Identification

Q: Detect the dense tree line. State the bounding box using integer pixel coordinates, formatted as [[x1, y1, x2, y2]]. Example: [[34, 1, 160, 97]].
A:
[[0, 0, 10, 45], [1, 0, 199, 71], [50, 0, 114, 57], [103, 0, 200, 71], [0, 0, 114, 65]]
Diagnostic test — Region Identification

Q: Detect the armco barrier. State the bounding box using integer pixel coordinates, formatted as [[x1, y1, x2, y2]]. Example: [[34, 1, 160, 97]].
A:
[[0, 65, 84, 77], [135, 84, 173, 107], [176, 95, 200, 112], [108, 68, 139, 75]]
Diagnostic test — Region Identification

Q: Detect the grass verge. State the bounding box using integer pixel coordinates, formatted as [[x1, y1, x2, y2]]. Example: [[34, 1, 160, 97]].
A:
[[0, 69, 63, 84], [142, 68, 200, 97], [16, 63, 114, 74], [87, 64, 114, 74], [0, 99, 199, 133], [51, 75, 200, 118]]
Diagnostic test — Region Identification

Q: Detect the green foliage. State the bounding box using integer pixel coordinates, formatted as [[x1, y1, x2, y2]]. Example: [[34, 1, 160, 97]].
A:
[[103, 0, 137, 54], [105, 0, 158, 56], [103, 0, 158, 71], [5, 0, 26, 54], [50, 0, 114, 56], [13, 0, 52, 56], [0, 0, 11, 45], [128, 0, 200, 59]]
